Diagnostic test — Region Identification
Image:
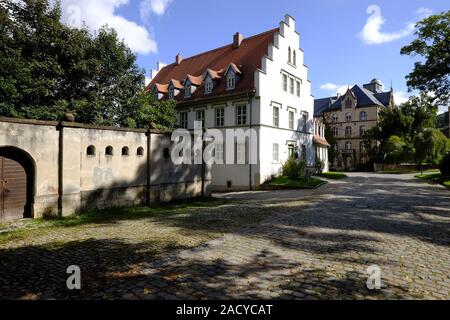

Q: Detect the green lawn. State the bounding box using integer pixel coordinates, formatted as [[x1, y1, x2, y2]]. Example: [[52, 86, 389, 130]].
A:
[[381, 169, 438, 175], [415, 172, 450, 189], [318, 172, 348, 179], [262, 176, 327, 189]]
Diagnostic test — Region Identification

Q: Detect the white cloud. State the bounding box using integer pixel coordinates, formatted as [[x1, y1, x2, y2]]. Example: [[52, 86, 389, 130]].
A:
[[416, 8, 434, 19], [320, 83, 349, 96], [140, 0, 173, 19], [358, 5, 415, 45], [59, 0, 157, 54], [393, 91, 410, 105]]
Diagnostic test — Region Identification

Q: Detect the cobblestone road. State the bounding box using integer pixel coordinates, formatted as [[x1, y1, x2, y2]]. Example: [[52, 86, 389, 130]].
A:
[[1, 173, 449, 299]]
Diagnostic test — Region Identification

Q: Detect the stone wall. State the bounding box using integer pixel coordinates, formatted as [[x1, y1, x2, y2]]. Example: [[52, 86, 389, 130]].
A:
[[0, 117, 211, 219]]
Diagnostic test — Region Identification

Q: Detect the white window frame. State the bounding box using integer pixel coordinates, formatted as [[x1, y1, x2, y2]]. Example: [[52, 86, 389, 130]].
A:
[[301, 112, 308, 132], [289, 110, 294, 130], [227, 72, 236, 90], [345, 126, 352, 137], [273, 106, 279, 127], [360, 111, 367, 121], [290, 78, 294, 94], [236, 142, 246, 164], [180, 111, 188, 129], [205, 78, 213, 94], [185, 83, 191, 98], [282, 74, 287, 92], [273, 143, 279, 162], [332, 113, 338, 123], [332, 127, 338, 137], [236, 105, 247, 125], [196, 109, 205, 128], [296, 80, 300, 97], [215, 107, 225, 127], [215, 143, 224, 164], [345, 141, 352, 150]]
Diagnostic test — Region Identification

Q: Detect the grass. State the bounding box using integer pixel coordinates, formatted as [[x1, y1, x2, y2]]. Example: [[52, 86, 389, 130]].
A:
[[0, 198, 232, 246], [318, 172, 348, 179], [415, 172, 450, 189], [262, 176, 327, 189], [381, 169, 439, 175]]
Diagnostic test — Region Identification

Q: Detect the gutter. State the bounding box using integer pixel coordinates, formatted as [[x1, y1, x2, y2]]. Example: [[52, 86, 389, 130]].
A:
[[248, 89, 256, 190]]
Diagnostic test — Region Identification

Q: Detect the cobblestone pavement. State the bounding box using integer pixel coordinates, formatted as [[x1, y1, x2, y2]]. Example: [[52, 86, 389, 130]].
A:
[[1, 173, 449, 299]]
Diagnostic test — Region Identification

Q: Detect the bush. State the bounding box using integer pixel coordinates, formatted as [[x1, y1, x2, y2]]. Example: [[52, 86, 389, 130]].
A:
[[282, 158, 306, 179], [439, 152, 450, 177]]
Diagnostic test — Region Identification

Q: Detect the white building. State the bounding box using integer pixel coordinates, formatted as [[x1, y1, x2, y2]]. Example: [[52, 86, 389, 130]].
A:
[[148, 15, 328, 191]]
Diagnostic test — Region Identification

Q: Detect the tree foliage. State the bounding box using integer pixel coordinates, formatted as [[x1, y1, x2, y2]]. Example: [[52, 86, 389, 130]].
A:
[[364, 93, 445, 165], [0, 0, 174, 129], [401, 10, 450, 105]]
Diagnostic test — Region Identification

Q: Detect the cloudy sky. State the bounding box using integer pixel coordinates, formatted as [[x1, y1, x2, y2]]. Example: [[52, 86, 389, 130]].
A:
[[58, 0, 449, 113]]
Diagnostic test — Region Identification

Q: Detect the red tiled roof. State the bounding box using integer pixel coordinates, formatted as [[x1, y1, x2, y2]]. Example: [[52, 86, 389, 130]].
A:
[[155, 83, 168, 93], [313, 136, 330, 147], [147, 28, 279, 102], [170, 79, 183, 90]]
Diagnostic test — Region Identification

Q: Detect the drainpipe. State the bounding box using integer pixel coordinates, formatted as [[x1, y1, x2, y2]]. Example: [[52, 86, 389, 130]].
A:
[[248, 89, 256, 191]]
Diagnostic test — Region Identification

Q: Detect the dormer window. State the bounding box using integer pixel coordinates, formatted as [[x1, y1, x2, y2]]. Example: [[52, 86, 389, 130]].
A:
[[168, 86, 174, 99], [345, 98, 352, 108], [205, 78, 213, 94], [227, 71, 236, 90], [185, 82, 191, 97]]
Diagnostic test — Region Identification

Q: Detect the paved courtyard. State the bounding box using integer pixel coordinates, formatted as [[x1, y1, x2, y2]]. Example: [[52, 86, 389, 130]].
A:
[[0, 172, 449, 299]]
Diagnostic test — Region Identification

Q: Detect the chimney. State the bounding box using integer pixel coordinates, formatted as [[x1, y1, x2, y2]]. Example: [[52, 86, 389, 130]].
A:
[[233, 32, 244, 49], [175, 53, 183, 65]]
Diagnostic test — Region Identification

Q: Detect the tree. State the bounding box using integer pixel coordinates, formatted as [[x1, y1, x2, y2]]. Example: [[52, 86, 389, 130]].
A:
[[401, 11, 450, 106], [413, 128, 448, 174], [0, 0, 173, 129], [384, 135, 408, 164]]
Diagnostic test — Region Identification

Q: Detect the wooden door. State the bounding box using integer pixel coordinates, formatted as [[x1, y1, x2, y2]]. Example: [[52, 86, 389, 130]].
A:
[[0, 156, 27, 220]]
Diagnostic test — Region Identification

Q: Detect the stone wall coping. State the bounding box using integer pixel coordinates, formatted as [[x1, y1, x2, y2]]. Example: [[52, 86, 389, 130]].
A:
[[0, 116, 169, 135]]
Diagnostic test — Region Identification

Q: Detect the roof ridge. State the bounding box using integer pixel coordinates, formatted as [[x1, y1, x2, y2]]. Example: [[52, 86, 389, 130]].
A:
[[166, 28, 279, 66]]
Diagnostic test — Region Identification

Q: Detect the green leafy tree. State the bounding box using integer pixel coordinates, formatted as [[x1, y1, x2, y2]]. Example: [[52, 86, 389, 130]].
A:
[[401, 11, 450, 105], [384, 135, 408, 164], [413, 128, 448, 174], [0, 0, 174, 130]]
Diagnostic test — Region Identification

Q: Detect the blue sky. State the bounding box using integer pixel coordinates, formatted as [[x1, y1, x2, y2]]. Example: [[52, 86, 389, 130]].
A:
[[59, 0, 449, 113]]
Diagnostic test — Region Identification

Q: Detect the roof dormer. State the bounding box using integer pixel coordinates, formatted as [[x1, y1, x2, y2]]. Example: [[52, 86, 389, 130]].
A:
[[183, 74, 202, 98], [152, 83, 168, 100], [225, 63, 242, 91], [203, 69, 222, 94]]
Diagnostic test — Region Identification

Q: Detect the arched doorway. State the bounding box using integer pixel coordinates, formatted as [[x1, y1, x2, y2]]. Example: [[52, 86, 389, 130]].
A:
[[0, 147, 35, 220]]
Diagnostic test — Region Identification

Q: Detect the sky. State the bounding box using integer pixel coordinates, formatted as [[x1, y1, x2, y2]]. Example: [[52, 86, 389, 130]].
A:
[[57, 0, 450, 113]]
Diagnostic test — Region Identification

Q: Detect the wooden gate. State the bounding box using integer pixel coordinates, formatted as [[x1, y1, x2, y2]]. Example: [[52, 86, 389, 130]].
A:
[[0, 156, 27, 220]]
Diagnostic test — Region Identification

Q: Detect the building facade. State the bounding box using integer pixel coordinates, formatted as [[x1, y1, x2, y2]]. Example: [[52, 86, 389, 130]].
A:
[[314, 79, 394, 170], [148, 15, 327, 191]]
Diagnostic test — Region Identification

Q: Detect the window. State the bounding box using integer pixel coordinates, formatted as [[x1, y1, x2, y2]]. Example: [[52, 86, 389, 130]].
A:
[[215, 143, 224, 164], [296, 80, 300, 97], [216, 108, 225, 127], [360, 111, 367, 121], [282, 74, 288, 91], [290, 78, 294, 94], [185, 83, 191, 97], [345, 141, 352, 150], [288, 47, 292, 63], [346, 112, 352, 122], [332, 127, 338, 137], [137, 147, 144, 156], [293, 50, 297, 66], [168, 87, 174, 99], [289, 111, 294, 130], [288, 144, 295, 158], [236, 105, 247, 125], [205, 78, 213, 94], [121, 146, 129, 156], [345, 126, 352, 137], [360, 125, 366, 137], [273, 106, 279, 127], [273, 143, 279, 162], [345, 99, 352, 108], [105, 146, 113, 156], [302, 113, 308, 131], [332, 113, 338, 123], [227, 72, 235, 90], [301, 145, 307, 161], [360, 141, 366, 152], [196, 110, 205, 127], [180, 112, 188, 129], [236, 142, 246, 164], [86, 145, 96, 156]]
